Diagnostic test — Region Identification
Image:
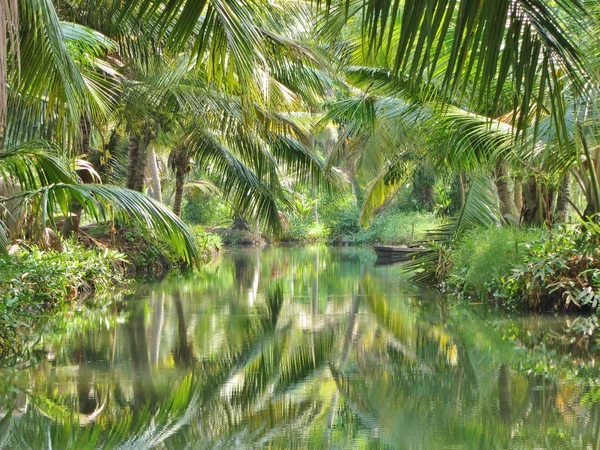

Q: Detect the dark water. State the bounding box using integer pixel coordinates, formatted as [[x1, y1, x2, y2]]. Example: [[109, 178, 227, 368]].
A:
[[1, 246, 600, 449]]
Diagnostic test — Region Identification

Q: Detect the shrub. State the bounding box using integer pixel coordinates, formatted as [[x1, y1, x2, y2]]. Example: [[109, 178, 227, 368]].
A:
[[500, 223, 600, 311], [280, 217, 330, 244], [0, 244, 126, 357], [445, 222, 600, 312], [191, 225, 222, 259], [449, 227, 546, 291], [182, 195, 231, 226], [350, 212, 440, 245]]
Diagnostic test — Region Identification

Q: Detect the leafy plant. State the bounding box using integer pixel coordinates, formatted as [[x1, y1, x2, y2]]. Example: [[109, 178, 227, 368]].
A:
[[0, 243, 126, 358], [501, 221, 600, 311]]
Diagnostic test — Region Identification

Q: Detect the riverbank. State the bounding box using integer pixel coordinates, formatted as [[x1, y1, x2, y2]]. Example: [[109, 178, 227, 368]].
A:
[[276, 211, 441, 246], [427, 223, 600, 312], [0, 224, 221, 360]]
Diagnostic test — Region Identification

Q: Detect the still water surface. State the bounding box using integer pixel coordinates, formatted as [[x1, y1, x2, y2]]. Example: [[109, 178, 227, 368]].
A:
[[1, 246, 600, 449]]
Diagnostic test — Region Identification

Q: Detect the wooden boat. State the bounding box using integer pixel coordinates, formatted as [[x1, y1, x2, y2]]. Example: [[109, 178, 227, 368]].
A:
[[373, 245, 423, 264]]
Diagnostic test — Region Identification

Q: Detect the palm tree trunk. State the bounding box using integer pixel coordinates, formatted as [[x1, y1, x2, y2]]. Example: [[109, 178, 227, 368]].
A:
[[579, 124, 600, 219], [147, 149, 162, 202], [555, 172, 571, 223], [495, 162, 518, 218], [233, 213, 249, 230], [458, 172, 466, 210], [514, 176, 523, 214], [126, 126, 152, 192], [350, 178, 357, 205], [173, 164, 185, 217], [133, 128, 151, 192], [311, 133, 319, 222], [126, 133, 140, 190], [522, 177, 551, 227], [312, 178, 319, 222]]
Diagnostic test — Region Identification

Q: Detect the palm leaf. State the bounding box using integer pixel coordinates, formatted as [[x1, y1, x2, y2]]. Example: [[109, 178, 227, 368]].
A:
[[405, 174, 502, 283], [318, 0, 590, 134], [14, 183, 200, 265], [0, 218, 8, 256], [0, 141, 76, 190], [187, 129, 284, 234]]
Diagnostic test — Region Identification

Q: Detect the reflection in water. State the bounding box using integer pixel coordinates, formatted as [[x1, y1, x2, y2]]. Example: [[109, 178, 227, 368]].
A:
[[1, 246, 600, 448]]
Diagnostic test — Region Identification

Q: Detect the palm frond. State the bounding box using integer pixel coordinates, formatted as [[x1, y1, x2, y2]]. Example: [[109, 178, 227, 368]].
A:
[[14, 183, 200, 265], [187, 129, 284, 234], [426, 174, 502, 243], [405, 174, 502, 283], [0, 141, 76, 190], [15, 0, 93, 134], [359, 159, 408, 227], [0, 218, 8, 256], [319, 0, 590, 133]]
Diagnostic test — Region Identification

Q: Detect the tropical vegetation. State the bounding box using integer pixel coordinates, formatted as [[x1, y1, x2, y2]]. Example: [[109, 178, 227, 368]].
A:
[[2, 247, 600, 448], [3, 1, 600, 446]]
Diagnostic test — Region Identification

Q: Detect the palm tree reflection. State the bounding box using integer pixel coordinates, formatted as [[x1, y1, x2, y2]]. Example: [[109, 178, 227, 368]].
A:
[[1, 247, 600, 448]]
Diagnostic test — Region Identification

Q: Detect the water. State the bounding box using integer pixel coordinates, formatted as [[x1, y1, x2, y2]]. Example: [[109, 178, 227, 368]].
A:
[[1, 246, 600, 449]]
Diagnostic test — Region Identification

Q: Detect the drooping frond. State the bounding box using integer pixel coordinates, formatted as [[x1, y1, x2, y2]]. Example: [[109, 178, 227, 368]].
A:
[[359, 157, 410, 227], [15, 1, 94, 129], [405, 174, 502, 283], [0, 218, 8, 257], [6, 8, 118, 148], [186, 129, 284, 234], [0, 142, 75, 190], [425, 174, 503, 244], [319, 0, 590, 134], [267, 132, 346, 192], [14, 183, 200, 265]]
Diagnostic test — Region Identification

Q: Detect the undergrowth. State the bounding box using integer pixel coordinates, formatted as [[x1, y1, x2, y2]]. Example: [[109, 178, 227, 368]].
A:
[[0, 243, 126, 358], [445, 222, 600, 312]]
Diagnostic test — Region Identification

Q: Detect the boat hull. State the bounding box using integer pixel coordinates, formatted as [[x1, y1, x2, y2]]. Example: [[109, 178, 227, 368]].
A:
[[373, 245, 422, 264]]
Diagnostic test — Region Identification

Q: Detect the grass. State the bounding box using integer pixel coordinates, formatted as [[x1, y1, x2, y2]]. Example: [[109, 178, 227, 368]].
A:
[[280, 207, 440, 246], [448, 227, 547, 291], [350, 211, 440, 245]]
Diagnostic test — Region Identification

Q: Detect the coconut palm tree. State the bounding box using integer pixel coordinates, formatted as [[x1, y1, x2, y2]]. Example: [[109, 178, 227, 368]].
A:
[[0, 3, 203, 260]]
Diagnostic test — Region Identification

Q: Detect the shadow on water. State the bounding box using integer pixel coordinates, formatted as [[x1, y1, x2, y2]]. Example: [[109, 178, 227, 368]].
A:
[[1, 246, 600, 448]]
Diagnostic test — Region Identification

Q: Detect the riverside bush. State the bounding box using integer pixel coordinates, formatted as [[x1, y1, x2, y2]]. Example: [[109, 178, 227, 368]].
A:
[[500, 223, 600, 311], [281, 207, 439, 245], [449, 227, 546, 291], [350, 211, 440, 245], [445, 223, 600, 311], [0, 244, 126, 357]]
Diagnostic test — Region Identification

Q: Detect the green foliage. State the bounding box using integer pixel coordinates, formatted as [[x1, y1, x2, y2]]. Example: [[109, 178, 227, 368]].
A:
[[449, 227, 546, 291], [0, 243, 126, 357], [445, 221, 600, 312], [350, 211, 440, 245], [501, 222, 600, 311], [281, 217, 331, 243], [92, 224, 218, 275], [282, 194, 439, 246], [191, 226, 222, 256], [182, 196, 230, 226]]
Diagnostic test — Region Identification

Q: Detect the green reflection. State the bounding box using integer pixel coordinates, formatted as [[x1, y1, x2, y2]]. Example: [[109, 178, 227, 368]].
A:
[[1, 247, 600, 449]]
